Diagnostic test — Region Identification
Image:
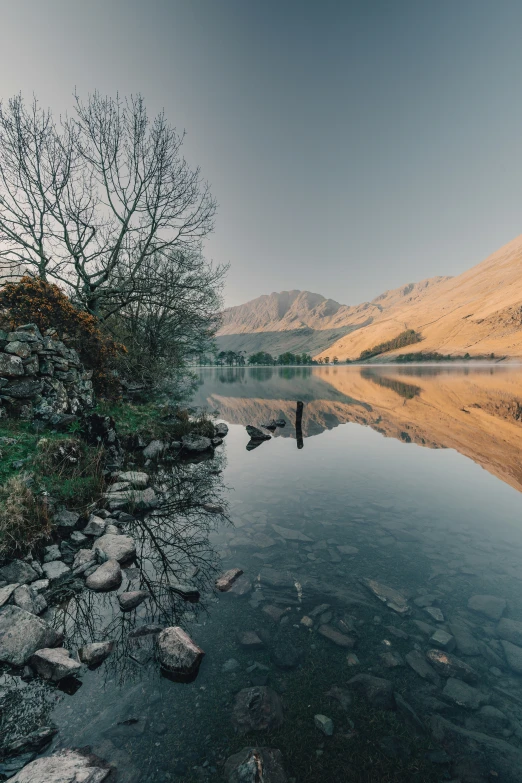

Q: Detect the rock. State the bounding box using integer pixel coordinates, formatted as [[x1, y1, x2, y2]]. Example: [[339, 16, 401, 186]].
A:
[[314, 714, 334, 736], [0, 560, 38, 585], [270, 638, 303, 669], [85, 560, 122, 591], [142, 439, 165, 459], [30, 647, 81, 681], [78, 641, 114, 667], [216, 568, 244, 591], [70, 530, 87, 544], [431, 714, 522, 783], [42, 561, 70, 581], [405, 650, 441, 685], [263, 605, 286, 623], [54, 509, 80, 530], [0, 606, 63, 666], [467, 594, 506, 621], [430, 629, 456, 652], [93, 533, 135, 563], [300, 616, 313, 628], [115, 470, 149, 488], [156, 626, 205, 679], [203, 503, 224, 513], [211, 436, 223, 447], [5, 340, 31, 358], [347, 674, 395, 710], [72, 548, 96, 574], [83, 515, 106, 536], [0, 354, 24, 376], [326, 685, 352, 710], [395, 693, 426, 733], [169, 582, 200, 602], [31, 579, 49, 594], [237, 631, 264, 649], [13, 585, 47, 615], [442, 678, 486, 710], [232, 687, 284, 734], [497, 617, 522, 647], [425, 649, 479, 683], [346, 652, 360, 666], [424, 606, 444, 622], [104, 486, 158, 511], [271, 524, 313, 542], [9, 749, 111, 783], [0, 582, 20, 607], [361, 578, 409, 614], [43, 544, 62, 563], [380, 651, 404, 668], [224, 747, 287, 783], [229, 576, 253, 595], [223, 658, 240, 672], [500, 640, 522, 674], [118, 590, 150, 611], [318, 624, 356, 648], [337, 545, 359, 555], [128, 623, 164, 638], [448, 622, 481, 656], [181, 434, 213, 454], [245, 425, 271, 441], [262, 420, 278, 430], [215, 422, 229, 438]]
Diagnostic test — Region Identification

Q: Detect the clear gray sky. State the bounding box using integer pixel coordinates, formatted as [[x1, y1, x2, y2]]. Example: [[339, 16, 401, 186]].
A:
[[1, 0, 522, 306]]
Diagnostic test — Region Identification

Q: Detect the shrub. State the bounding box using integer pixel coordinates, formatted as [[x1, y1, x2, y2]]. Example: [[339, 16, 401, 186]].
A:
[[0, 476, 52, 557], [0, 276, 125, 397]]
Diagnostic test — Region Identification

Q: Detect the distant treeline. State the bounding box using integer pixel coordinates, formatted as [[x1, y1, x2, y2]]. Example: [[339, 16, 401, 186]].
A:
[[358, 329, 422, 361], [193, 350, 327, 366], [248, 351, 315, 366]]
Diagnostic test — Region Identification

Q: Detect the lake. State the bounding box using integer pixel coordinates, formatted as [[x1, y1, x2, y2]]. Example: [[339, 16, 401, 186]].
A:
[[7, 366, 522, 782]]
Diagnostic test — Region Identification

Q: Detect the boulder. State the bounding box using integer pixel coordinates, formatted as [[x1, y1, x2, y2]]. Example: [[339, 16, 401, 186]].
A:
[[497, 617, 522, 647], [245, 425, 271, 441], [78, 641, 114, 667], [0, 583, 20, 607], [442, 678, 487, 710], [142, 439, 165, 459], [0, 354, 24, 377], [42, 561, 70, 582], [216, 568, 244, 591], [361, 578, 410, 614], [85, 560, 122, 592], [500, 639, 522, 674], [425, 649, 479, 683], [156, 626, 205, 679], [215, 422, 229, 438], [0, 560, 38, 585], [232, 686, 284, 734], [114, 470, 149, 488], [9, 749, 111, 783], [93, 533, 135, 563], [118, 590, 150, 611], [53, 509, 80, 530], [181, 434, 213, 454], [224, 747, 287, 783], [347, 674, 395, 710], [467, 594, 506, 621], [13, 585, 47, 615], [30, 647, 81, 681], [83, 515, 106, 536], [0, 606, 63, 666]]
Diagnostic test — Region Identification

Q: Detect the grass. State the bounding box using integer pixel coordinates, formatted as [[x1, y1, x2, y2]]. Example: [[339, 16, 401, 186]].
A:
[[96, 400, 216, 441], [0, 476, 53, 558]]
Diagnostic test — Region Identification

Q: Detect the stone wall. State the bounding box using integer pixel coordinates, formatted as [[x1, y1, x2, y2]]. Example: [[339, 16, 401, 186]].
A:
[[0, 323, 94, 424]]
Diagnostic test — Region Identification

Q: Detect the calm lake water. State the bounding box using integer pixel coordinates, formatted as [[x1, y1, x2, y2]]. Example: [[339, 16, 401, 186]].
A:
[[6, 366, 522, 782]]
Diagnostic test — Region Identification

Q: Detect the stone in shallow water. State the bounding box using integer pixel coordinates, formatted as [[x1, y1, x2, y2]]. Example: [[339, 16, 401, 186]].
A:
[[347, 674, 395, 710], [237, 631, 264, 649], [215, 422, 229, 438], [300, 616, 313, 628], [8, 749, 111, 783], [380, 651, 404, 668], [405, 650, 441, 686], [497, 617, 522, 647], [85, 560, 122, 592], [228, 576, 253, 596], [271, 524, 313, 542], [430, 629, 456, 652], [0, 606, 63, 666], [0, 560, 38, 585], [156, 626, 205, 679], [314, 714, 334, 736], [93, 533, 136, 563], [326, 686, 352, 710], [442, 678, 487, 710], [13, 585, 46, 615], [42, 561, 70, 581], [337, 545, 359, 555], [245, 425, 271, 441], [448, 622, 481, 656], [232, 686, 283, 734], [500, 639, 522, 674], [78, 641, 114, 667], [467, 594, 506, 621], [223, 747, 287, 783], [216, 568, 244, 591], [318, 624, 356, 648], [361, 578, 410, 615], [30, 647, 81, 682], [270, 638, 303, 669], [424, 606, 444, 622], [346, 652, 360, 666], [425, 649, 479, 683], [118, 591, 150, 611], [263, 605, 286, 623]]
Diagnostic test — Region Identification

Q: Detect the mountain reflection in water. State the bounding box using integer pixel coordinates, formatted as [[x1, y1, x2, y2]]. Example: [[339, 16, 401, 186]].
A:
[[193, 365, 522, 493]]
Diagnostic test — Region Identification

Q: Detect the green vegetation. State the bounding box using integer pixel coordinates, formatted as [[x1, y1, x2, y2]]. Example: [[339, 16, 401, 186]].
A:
[[359, 329, 422, 361], [97, 400, 215, 441], [247, 351, 315, 366]]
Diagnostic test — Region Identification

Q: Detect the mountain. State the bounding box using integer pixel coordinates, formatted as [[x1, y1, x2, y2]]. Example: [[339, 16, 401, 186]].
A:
[[216, 279, 449, 356], [315, 233, 522, 361]]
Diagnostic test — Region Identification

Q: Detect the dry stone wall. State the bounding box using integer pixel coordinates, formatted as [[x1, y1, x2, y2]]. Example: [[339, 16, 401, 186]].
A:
[[0, 323, 94, 423]]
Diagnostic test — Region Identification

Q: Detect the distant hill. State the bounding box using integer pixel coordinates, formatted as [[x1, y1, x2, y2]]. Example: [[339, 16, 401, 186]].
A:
[[216, 279, 449, 356]]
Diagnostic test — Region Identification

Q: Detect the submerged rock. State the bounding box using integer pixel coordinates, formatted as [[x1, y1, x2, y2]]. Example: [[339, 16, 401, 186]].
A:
[[497, 617, 522, 647], [216, 568, 244, 591], [30, 647, 81, 682], [318, 624, 356, 648], [271, 524, 313, 542], [78, 641, 114, 667], [500, 639, 522, 674], [93, 533, 135, 563], [467, 594, 506, 621], [448, 622, 481, 656], [0, 606, 63, 666], [429, 629, 456, 652], [237, 631, 264, 649], [314, 714, 334, 736], [85, 560, 122, 592], [156, 626, 205, 679], [9, 749, 111, 783], [405, 650, 441, 686], [245, 425, 271, 441], [118, 591, 150, 611], [224, 747, 287, 783], [442, 678, 487, 710], [232, 686, 284, 734], [361, 578, 410, 615], [425, 649, 479, 683], [326, 685, 352, 710], [347, 674, 395, 710]]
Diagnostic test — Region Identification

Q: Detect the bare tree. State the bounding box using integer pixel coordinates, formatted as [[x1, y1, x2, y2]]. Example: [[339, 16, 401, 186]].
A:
[[0, 93, 217, 316]]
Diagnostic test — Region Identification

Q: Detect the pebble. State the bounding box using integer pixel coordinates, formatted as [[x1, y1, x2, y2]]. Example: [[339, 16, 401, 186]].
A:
[[314, 714, 334, 736]]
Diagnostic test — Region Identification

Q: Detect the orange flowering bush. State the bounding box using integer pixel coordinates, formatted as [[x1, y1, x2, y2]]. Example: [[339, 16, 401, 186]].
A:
[[0, 277, 125, 398]]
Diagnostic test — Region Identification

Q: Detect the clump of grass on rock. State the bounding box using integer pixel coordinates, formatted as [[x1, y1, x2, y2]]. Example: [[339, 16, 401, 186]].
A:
[[0, 476, 52, 558]]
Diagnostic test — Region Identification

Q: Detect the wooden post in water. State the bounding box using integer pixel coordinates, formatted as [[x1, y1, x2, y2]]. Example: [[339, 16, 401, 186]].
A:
[[296, 400, 304, 450]]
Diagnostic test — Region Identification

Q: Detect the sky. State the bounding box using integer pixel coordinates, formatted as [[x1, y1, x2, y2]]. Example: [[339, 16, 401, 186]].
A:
[[1, 0, 522, 307]]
